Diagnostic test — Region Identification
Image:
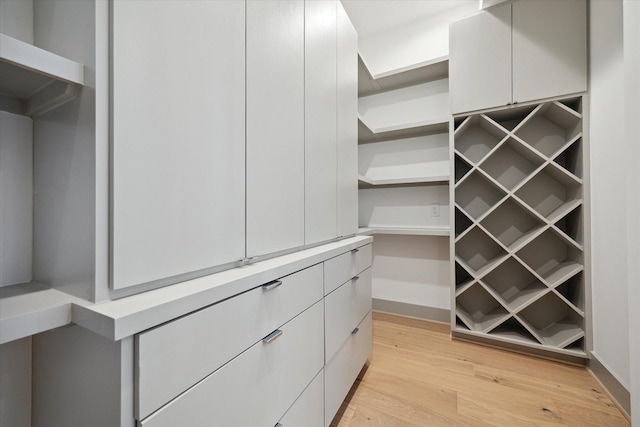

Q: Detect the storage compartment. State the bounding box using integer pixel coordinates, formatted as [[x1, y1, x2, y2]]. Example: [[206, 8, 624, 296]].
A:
[[481, 258, 547, 312], [454, 208, 473, 238], [325, 267, 372, 361], [480, 199, 545, 251], [514, 164, 582, 223], [515, 101, 581, 158], [516, 229, 583, 287], [454, 115, 506, 164], [455, 261, 474, 293], [553, 272, 585, 314], [456, 283, 509, 332], [136, 264, 323, 419], [324, 243, 372, 295], [478, 137, 544, 191], [553, 204, 583, 246], [325, 311, 372, 427], [516, 292, 584, 348], [454, 153, 473, 184], [455, 171, 505, 221], [455, 227, 507, 277], [552, 137, 583, 179], [140, 301, 324, 427]]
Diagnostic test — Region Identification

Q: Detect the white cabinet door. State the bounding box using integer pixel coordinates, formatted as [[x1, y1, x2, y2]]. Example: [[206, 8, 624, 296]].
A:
[[111, 1, 245, 289], [336, 1, 358, 237], [450, 4, 512, 114], [246, 0, 305, 258], [512, 0, 587, 104], [305, 0, 338, 246]]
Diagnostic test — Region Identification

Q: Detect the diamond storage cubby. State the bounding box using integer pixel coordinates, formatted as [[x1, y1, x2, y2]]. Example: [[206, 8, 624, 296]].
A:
[[454, 115, 506, 164], [514, 163, 582, 223], [478, 137, 545, 191], [455, 171, 505, 221], [516, 292, 584, 349], [455, 227, 507, 277], [480, 199, 546, 251], [456, 283, 509, 333], [452, 96, 587, 360], [481, 257, 547, 313], [515, 101, 582, 158]]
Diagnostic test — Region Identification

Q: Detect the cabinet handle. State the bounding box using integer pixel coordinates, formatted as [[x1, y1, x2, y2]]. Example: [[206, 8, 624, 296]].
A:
[[352, 327, 360, 335], [351, 248, 359, 254], [352, 275, 360, 282], [263, 329, 283, 344], [262, 280, 282, 291]]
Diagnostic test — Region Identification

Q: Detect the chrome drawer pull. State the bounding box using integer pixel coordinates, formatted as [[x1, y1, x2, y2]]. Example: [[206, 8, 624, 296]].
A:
[[351, 248, 359, 254], [352, 327, 360, 335], [263, 329, 283, 344], [262, 280, 283, 291], [352, 275, 360, 281]]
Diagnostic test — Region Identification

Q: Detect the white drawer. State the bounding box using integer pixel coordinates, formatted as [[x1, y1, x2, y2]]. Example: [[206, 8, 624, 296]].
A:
[[277, 369, 324, 427], [140, 300, 324, 427], [325, 267, 372, 362], [324, 310, 372, 427], [136, 263, 323, 420], [324, 244, 372, 295]]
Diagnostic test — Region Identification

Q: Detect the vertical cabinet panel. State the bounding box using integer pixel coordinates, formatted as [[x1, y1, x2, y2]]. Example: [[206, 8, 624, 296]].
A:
[[336, 1, 358, 237], [0, 112, 32, 287], [111, 1, 246, 289], [247, 0, 305, 257], [512, 0, 587, 104], [449, 4, 512, 114], [305, 0, 338, 245]]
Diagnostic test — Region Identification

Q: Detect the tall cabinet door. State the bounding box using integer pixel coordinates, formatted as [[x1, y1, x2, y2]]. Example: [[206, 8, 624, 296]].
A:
[[305, 0, 338, 245], [246, 0, 305, 257], [449, 4, 511, 114], [111, 1, 246, 289], [336, 1, 358, 237], [512, 0, 587, 104]]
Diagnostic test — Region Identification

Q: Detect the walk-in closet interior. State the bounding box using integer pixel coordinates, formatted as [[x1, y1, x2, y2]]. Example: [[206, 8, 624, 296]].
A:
[[0, 0, 638, 425]]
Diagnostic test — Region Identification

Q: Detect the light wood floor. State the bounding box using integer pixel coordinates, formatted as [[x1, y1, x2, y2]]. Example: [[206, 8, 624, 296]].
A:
[[331, 311, 629, 427]]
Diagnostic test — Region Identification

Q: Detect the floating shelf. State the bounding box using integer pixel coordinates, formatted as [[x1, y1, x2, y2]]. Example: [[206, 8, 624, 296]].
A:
[[358, 115, 449, 144], [0, 282, 87, 344], [358, 53, 449, 97], [0, 33, 84, 117], [358, 174, 448, 188], [357, 226, 450, 237]]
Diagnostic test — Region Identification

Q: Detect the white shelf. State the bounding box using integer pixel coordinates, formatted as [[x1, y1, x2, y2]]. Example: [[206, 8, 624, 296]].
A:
[[0, 282, 88, 344], [358, 115, 449, 144], [358, 53, 449, 97], [358, 226, 450, 237], [0, 33, 84, 117], [358, 174, 448, 188]]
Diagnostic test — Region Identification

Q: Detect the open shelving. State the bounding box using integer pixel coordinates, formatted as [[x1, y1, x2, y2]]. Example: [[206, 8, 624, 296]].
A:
[[0, 33, 84, 117], [452, 96, 587, 360]]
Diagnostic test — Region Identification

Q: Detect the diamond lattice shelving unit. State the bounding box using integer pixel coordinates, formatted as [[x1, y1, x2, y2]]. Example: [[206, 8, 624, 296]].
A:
[[451, 96, 587, 361]]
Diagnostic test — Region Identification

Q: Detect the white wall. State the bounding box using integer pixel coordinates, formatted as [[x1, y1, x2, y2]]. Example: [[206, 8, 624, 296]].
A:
[[623, 0, 640, 421], [358, 3, 478, 75], [589, 0, 630, 390]]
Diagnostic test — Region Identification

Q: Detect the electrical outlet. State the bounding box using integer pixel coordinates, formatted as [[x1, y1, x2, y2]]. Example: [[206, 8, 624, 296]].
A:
[[430, 203, 440, 217]]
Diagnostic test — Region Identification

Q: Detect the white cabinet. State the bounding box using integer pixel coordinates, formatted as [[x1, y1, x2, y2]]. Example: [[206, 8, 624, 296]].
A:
[[336, 1, 359, 238], [449, 4, 511, 115], [305, 0, 338, 245], [110, 1, 246, 289], [278, 370, 324, 427], [247, 0, 305, 257], [450, 0, 587, 114]]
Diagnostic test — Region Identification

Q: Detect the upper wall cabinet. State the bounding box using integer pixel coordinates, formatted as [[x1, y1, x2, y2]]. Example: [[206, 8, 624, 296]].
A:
[[336, 1, 359, 237], [305, 0, 338, 246], [246, 0, 305, 258], [110, 1, 246, 289], [450, 0, 587, 114]]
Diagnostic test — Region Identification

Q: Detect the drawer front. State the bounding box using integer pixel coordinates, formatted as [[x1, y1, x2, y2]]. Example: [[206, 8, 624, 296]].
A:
[[324, 311, 372, 427], [136, 263, 323, 419], [140, 300, 324, 427], [324, 243, 371, 295], [324, 267, 372, 361], [277, 369, 324, 427]]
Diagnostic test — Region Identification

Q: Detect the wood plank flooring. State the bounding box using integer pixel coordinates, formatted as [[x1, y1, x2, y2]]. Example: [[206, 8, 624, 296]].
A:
[[331, 311, 629, 427]]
